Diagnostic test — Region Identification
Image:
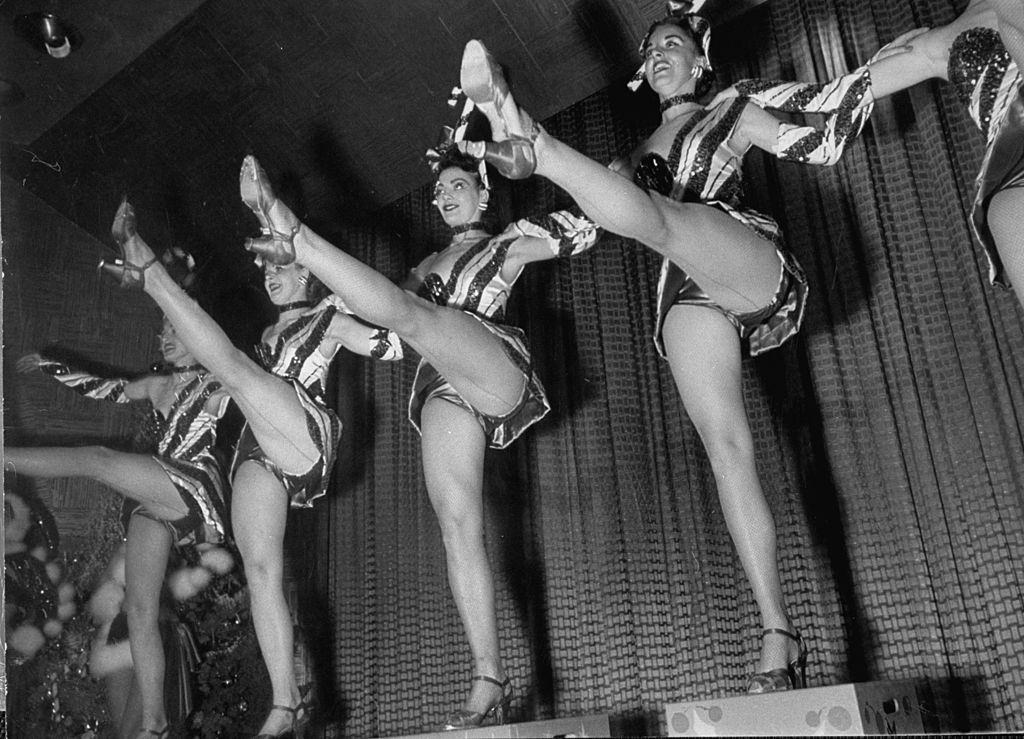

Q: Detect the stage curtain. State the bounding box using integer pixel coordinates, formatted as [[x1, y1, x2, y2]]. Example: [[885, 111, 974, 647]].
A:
[[308, 1, 1024, 734]]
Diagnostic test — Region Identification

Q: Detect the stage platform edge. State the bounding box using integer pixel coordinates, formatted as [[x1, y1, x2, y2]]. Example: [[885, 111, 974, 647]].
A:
[[665, 680, 924, 736], [380, 712, 611, 739]]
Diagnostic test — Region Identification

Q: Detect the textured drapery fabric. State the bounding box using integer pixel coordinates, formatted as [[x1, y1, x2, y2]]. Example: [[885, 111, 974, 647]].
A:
[[309, 2, 1024, 735]]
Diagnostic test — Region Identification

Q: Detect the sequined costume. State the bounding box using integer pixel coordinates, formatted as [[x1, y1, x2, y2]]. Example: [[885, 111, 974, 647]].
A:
[[949, 26, 1023, 286], [231, 294, 402, 507], [410, 211, 598, 448], [635, 67, 873, 356], [737, 30, 1024, 286], [40, 359, 230, 545]]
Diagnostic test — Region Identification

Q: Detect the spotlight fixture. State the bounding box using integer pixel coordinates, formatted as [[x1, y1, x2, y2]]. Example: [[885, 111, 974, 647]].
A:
[[13, 12, 79, 59]]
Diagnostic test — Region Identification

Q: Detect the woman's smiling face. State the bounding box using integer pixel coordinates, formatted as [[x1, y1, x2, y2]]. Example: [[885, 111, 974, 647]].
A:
[[434, 165, 487, 227]]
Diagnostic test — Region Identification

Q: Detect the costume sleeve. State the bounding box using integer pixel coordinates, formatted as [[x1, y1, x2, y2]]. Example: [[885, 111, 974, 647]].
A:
[[368, 328, 404, 361], [324, 295, 404, 361], [733, 61, 878, 165], [38, 359, 132, 403], [735, 63, 873, 115], [512, 209, 601, 258]]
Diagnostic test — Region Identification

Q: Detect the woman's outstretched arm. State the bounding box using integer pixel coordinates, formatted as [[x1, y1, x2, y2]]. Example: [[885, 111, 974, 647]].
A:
[[19, 352, 151, 403]]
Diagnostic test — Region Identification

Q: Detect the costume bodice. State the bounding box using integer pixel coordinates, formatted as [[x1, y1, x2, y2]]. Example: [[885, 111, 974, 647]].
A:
[[257, 296, 343, 402], [416, 231, 518, 323], [152, 371, 226, 464], [948, 27, 1021, 141], [649, 97, 749, 206]]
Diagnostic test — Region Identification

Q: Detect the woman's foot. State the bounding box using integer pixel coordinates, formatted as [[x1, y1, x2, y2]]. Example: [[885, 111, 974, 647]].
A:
[[99, 197, 159, 290], [747, 627, 808, 694], [254, 703, 300, 738], [239, 155, 300, 265], [442, 674, 513, 730], [460, 40, 535, 141], [457, 139, 537, 180]]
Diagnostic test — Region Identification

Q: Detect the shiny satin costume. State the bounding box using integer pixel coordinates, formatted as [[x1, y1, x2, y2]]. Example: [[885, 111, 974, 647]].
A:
[[950, 26, 1023, 286], [232, 294, 402, 507], [737, 28, 1023, 287], [410, 211, 598, 448], [637, 64, 875, 356], [40, 359, 229, 545]]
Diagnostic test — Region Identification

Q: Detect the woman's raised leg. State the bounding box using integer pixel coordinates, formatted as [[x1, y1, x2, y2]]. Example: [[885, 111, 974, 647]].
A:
[[530, 133, 780, 313], [419, 398, 507, 716], [4, 447, 188, 522], [292, 225, 526, 417], [661, 306, 799, 674], [111, 202, 320, 475], [123, 514, 174, 736], [231, 461, 300, 736]]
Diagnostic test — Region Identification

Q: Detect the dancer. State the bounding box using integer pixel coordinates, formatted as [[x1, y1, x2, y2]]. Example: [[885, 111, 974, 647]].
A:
[[96, 198, 402, 738], [7, 315, 230, 738], [239, 147, 598, 728], [714, 0, 1024, 305], [452, 0, 897, 692]]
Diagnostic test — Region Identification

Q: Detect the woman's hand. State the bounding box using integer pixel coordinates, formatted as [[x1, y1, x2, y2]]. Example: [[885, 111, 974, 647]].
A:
[[16, 352, 44, 374]]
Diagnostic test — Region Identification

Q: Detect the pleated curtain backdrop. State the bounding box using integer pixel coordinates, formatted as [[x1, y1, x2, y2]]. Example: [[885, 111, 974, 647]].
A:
[[304, 0, 1024, 735]]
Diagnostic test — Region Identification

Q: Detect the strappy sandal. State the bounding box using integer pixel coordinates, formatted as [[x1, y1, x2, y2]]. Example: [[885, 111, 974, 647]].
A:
[[442, 674, 513, 730], [746, 627, 809, 694]]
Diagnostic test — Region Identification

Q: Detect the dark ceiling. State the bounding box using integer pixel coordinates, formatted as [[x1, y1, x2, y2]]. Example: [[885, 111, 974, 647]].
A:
[[1, 0, 767, 318]]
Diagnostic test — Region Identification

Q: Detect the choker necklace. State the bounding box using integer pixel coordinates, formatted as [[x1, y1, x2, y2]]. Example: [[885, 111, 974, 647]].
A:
[[168, 363, 203, 374], [276, 300, 312, 313], [451, 221, 486, 235], [660, 93, 701, 114]]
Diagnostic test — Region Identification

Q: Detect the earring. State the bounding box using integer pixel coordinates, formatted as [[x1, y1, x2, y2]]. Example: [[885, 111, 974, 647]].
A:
[[691, 63, 704, 78], [477, 201, 489, 212], [298, 274, 309, 285]]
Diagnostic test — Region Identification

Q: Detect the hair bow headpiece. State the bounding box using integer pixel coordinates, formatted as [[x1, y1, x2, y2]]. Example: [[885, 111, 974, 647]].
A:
[[424, 88, 490, 189], [628, 0, 712, 92]]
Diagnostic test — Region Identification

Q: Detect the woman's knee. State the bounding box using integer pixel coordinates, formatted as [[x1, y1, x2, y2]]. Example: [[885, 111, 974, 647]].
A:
[[693, 421, 756, 469], [432, 498, 484, 550], [123, 591, 160, 626]]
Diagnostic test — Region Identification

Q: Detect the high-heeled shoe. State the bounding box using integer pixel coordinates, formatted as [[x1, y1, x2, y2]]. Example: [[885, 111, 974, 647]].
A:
[[239, 155, 300, 265], [99, 197, 158, 290], [459, 40, 540, 180], [442, 674, 513, 730], [254, 704, 304, 739], [746, 627, 808, 694]]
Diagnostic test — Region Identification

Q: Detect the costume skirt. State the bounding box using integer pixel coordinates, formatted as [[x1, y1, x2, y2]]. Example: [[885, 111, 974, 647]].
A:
[[230, 378, 342, 508], [408, 315, 550, 449], [122, 455, 228, 546], [974, 88, 1024, 287], [654, 201, 809, 358]]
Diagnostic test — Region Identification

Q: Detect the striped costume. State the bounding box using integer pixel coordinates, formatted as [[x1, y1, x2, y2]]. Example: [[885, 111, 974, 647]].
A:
[[410, 211, 598, 448], [949, 27, 1023, 286], [40, 360, 229, 545], [637, 67, 874, 357], [737, 30, 1024, 287], [231, 294, 402, 507]]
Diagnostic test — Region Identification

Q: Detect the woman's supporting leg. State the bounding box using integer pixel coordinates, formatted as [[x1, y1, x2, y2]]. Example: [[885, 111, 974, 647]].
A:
[[123, 514, 174, 735], [986, 188, 1024, 310], [661, 306, 798, 673], [420, 398, 507, 714], [231, 460, 299, 736], [114, 215, 321, 475], [3, 447, 188, 521], [290, 225, 526, 417]]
